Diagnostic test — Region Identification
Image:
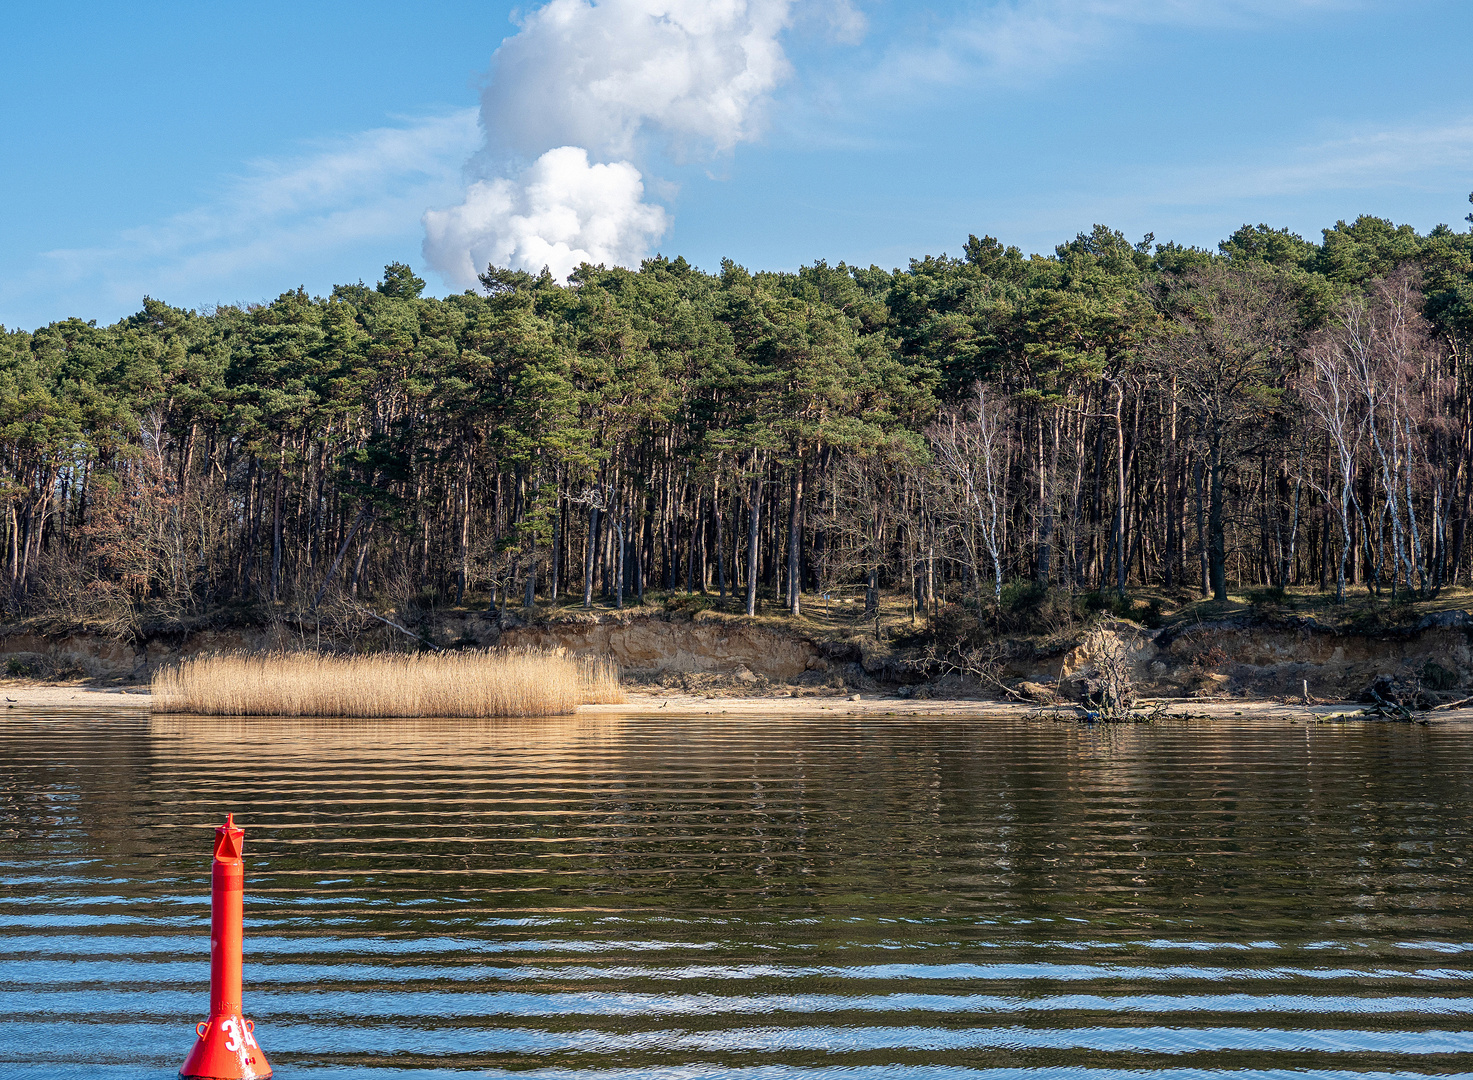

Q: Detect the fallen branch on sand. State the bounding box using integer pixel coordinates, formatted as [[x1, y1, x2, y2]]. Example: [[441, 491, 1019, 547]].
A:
[[1432, 695, 1473, 712]]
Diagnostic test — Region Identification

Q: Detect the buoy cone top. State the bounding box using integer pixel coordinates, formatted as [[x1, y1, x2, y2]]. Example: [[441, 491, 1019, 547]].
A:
[[214, 813, 243, 863]]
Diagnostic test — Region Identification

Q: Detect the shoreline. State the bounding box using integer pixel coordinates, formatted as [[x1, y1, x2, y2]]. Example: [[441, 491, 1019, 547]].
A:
[[3, 681, 1472, 722], [584, 693, 1337, 720], [1, 682, 154, 709]]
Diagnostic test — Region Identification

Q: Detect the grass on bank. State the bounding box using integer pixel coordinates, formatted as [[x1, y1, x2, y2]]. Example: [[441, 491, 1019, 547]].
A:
[[151, 648, 626, 717]]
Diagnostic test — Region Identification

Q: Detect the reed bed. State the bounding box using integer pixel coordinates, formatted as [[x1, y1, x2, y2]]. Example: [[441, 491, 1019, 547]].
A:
[[151, 648, 626, 717]]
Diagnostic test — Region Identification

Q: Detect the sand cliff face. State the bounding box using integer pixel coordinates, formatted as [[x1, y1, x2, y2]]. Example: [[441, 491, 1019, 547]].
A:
[[1045, 612, 1473, 700], [498, 616, 825, 680], [0, 625, 305, 681], [3, 608, 1471, 701], [0, 612, 835, 685]]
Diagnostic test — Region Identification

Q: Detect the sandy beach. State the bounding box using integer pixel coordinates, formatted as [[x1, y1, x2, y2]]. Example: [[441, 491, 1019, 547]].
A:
[[1, 682, 154, 709], [583, 692, 1337, 720]]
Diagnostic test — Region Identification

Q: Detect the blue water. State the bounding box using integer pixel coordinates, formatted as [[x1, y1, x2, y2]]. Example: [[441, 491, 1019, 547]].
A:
[[2, 710, 1471, 1077]]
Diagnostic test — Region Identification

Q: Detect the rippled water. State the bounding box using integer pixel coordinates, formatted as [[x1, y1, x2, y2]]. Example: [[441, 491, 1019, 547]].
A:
[[2, 710, 1471, 1079]]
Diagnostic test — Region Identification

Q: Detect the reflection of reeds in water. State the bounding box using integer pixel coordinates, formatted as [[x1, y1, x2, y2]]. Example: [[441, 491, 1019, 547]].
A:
[[151, 648, 626, 717]]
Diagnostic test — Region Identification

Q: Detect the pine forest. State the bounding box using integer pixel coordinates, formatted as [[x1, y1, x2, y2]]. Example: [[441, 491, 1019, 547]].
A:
[[5, 206, 1473, 639]]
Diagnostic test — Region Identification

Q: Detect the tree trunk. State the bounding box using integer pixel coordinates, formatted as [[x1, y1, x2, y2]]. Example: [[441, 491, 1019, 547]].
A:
[[524, 540, 536, 608], [349, 526, 371, 599], [269, 447, 285, 603], [1113, 380, 1128, 598], [1035, 409, 1059, 586], [456, 470, 470, 605], [550, 487, 562, 601], [1209, 436, 1227, 601], [686, 492, 701, 594], [1194, 454, 1209, 598], [715, 474, 727, 601], [1164, 382, 1178, 588], [745, 469, 761, 617], [615, 514, 626, 610], [582, 507, 599, 608], [312, 507, 372, 608], [786, 464, 804, 616]]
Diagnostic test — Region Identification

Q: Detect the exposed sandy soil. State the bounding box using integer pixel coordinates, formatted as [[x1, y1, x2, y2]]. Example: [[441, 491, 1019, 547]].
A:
[[0, 681, 152, 709], [4, 680, 1471, 723], [587, 692, 1473, 722]]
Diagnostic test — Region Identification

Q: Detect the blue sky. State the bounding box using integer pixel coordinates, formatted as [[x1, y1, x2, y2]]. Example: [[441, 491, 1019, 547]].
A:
[[3, 0, 1471, 329]]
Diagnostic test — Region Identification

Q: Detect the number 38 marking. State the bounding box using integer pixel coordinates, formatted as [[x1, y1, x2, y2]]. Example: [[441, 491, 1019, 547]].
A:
[[220, 1018, 260, 1052]]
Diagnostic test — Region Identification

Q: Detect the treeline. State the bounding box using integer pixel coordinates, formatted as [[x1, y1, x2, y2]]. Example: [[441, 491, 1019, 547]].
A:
[[3, 204, 1473, 633]]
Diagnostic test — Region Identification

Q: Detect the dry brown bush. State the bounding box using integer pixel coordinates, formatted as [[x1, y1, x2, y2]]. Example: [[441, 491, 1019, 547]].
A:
[[152, 648, 625, 717]]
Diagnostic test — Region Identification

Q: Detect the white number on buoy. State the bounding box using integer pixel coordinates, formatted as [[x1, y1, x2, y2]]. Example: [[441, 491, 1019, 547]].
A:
[[221, 1018, 243, 1052], [243, 1019, 260, 1049]]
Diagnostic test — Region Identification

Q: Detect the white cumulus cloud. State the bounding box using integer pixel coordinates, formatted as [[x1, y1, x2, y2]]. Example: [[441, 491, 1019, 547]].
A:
[[423, 0, 811, 289], [485, 0, 797, 160], [423, 146, 670, 285]]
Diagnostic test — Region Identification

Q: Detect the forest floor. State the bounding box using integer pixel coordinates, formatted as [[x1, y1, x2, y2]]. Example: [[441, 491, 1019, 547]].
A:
[[1144, 583, 1473, 632], [486, 585, 936, 643], [478, 580, 1473, 640], [7, 576, 1471, 652]]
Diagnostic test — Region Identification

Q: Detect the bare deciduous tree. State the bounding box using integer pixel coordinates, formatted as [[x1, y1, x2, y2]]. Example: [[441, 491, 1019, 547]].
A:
[[927, 383, 1013, 606]]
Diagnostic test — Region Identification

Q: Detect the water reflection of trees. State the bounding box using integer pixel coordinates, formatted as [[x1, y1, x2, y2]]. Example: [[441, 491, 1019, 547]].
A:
[[9, 714, 1468, 947]]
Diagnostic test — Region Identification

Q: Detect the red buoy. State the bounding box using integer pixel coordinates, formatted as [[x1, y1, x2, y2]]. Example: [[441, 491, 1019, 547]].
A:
[[180, 813, 272, 1079]]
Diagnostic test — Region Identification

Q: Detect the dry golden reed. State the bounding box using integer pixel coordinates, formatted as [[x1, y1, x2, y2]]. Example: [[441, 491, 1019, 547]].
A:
[[151, 648, 626, 717]]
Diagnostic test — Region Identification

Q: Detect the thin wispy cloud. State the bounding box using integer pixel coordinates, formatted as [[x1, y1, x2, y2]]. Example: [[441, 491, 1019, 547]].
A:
[[1205, 118, 1473, 200], [874, 0, 1354, 88], [1081, 115, 1473, 219], [984, 113, 1473, 255], [5, 110, 478, 323]]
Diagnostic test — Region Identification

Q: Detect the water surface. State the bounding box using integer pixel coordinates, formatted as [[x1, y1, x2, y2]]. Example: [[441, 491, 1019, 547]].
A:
[[2, 710, 1471, 1078]]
